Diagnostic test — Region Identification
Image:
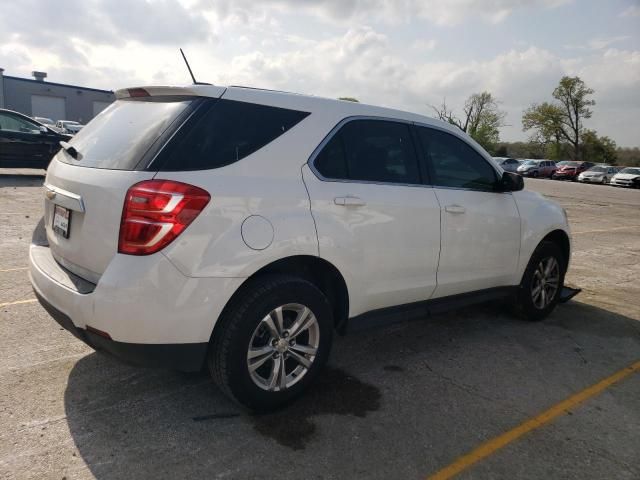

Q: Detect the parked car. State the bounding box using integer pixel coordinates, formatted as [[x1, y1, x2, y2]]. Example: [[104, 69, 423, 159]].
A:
[[34, 116, 55, 128], [0, 108, 71, 169], [552, 161, 594, 181], [55, 120, 84, 135], [493, 157, 521, 173], [610, 167, 640, 188], [577, 165, 618, 184], [30, 85, 573, 411], [517, 159, 557, 178]]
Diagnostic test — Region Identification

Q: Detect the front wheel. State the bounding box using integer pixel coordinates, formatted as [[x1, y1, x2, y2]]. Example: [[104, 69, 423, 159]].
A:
[[208, 274, 333, 412], [516, 241, 566, 321]]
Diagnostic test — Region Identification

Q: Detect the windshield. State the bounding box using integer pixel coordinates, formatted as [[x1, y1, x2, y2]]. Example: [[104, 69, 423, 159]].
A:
[[59, 98, 194, 170], [620, 168, 640, 175], [558, 161, 579, 167], [589, 166, 607, 173], [522, 160, 538, 165]]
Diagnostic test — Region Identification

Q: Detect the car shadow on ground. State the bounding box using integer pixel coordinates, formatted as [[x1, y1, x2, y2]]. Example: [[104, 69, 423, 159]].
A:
[[0, 172, 45, 188], [63, 300, 640, 479]]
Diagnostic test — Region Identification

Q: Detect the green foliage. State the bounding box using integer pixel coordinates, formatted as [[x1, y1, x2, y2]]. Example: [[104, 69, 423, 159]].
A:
[[522, 76, 596, 160], [338, 97, 359, 102], [581, 130, 617, 164], [616, 147, 640, 167]]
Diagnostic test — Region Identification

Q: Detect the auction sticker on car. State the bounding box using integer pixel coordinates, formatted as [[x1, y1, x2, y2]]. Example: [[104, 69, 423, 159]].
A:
[[53, 205, 71, 238]]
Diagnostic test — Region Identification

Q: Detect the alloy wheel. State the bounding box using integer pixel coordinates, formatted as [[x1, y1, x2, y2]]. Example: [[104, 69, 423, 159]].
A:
[[246, 303, 320, 392], [530, 256, 560, 309]]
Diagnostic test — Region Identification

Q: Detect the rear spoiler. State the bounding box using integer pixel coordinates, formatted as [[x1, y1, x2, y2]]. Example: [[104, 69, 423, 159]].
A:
[[115, 85, 227, 100]]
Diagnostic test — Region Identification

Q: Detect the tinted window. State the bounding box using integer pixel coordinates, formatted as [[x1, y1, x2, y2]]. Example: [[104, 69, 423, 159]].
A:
[[58, 98, 194, 170], [314, 119, 420, 184], [417, 127, 497, 191], [159, 99, 310, 171], [0, 112, 39, 133], [315, 134, 347, 179]]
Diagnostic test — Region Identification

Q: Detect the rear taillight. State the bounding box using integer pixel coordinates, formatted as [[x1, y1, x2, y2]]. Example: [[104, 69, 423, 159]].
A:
[[118, 180, 210, 255]]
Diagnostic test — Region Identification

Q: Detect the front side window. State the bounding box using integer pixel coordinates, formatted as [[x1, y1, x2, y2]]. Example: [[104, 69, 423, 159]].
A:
[[159, 99, 310, 171], [314, 119, 421, 185], [0, 112, 39, 133], [417, 126, 498, 191]]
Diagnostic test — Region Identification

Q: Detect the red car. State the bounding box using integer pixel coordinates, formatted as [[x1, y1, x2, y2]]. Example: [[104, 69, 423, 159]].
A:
[[552, 161, 595, 181]]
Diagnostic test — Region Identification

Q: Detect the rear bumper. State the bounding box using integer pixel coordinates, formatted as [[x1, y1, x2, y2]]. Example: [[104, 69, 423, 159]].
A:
[[33, 288, 207, 371], [29, 220, 244, 371], [552, 173, 576, 180]]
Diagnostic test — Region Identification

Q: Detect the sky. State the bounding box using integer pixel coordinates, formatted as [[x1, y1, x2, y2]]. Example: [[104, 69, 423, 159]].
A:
[[1, 0, 639, 146]]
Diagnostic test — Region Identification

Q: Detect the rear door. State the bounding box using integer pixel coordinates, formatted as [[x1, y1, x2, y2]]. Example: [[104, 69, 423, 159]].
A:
[[42, 95, 209, 283], [303, 118, 441, 316], [415, 125, 521, 298]]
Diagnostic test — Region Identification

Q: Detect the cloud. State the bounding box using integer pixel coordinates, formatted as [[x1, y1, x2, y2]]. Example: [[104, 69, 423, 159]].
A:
[[620, 4, 640, 17], [206, 0, 572, 26]]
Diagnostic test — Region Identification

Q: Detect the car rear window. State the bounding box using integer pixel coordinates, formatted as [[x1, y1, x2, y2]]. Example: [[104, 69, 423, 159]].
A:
[[156, 99, 310, 171], [57, 98, 195, 170]]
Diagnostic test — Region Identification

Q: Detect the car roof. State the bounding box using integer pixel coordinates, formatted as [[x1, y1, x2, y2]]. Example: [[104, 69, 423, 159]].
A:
[[114, 83, 466, 138], [0, 108, 46, 126]]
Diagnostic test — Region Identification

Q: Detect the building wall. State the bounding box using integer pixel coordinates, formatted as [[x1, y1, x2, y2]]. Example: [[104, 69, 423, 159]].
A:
[[0, 70, 115, 124]]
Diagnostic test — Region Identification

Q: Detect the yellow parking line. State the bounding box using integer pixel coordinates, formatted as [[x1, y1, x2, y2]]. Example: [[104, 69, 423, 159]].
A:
[[0, 267, 28, 273], [426, 360, 640, 480], [573, 225, 640, 235], [0, 298, 38, 308]]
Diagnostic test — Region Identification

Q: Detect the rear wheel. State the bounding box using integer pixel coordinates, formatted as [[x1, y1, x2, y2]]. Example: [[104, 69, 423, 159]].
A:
[[516, 241, 566, 321], [208, 274, 333, 412]]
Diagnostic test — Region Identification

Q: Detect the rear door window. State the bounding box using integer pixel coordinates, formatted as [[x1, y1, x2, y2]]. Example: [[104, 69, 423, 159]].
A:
[[158, 99, 310, 171], [313, 119, 421, 185]]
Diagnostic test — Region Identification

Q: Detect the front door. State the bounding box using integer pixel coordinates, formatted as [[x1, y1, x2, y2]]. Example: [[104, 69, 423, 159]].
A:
[[415, 125, 521, 298]]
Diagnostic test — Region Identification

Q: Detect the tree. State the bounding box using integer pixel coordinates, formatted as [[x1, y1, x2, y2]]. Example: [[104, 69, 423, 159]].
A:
[[581, 130, 617, 164], [338, 97, 359, 102], [522, 76, 595, 160], [431, 92, 506, 152], [522, 102, 566, 159]]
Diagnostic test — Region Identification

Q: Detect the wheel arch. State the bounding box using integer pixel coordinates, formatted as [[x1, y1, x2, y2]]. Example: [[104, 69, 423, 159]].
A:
[[540, 229, 570, 271], [215, 255, 350, 334]]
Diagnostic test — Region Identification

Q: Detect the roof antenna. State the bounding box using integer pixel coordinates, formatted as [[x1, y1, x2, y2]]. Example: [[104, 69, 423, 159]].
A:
[[180, 48, 198, 84]]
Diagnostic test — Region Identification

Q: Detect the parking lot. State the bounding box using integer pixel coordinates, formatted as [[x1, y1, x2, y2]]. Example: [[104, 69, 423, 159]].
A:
[[1, 171, 638, 479]]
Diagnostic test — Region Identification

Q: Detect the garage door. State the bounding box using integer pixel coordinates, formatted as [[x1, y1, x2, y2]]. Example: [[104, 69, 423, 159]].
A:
[[31, 95, 66, 122], [93, 101, 112, 117]]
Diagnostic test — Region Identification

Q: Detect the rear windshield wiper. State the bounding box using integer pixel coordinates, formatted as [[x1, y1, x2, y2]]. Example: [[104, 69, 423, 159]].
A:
[[59, 141, 80, 160]]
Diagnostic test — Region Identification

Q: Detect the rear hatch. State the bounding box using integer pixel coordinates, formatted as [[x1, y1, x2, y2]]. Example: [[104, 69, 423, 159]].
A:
[[43, 86, 225, 282]]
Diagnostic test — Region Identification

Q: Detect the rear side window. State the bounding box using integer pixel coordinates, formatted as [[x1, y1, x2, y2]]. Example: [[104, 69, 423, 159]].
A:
[[314, 119, 421, 185], [417, 126, 497, 191], [59, 98, 195, 170], [158, 99, 310, 171]]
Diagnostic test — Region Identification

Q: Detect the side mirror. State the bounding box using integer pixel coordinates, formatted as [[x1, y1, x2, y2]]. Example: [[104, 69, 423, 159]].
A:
[[497, 171, 524, 192], [39, 125, 48, 134]]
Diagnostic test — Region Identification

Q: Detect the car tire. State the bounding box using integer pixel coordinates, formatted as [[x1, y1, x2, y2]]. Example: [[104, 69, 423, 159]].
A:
[[208, 274, 333, 412], [533, 171, 539, 178], [516, 241, 566, 322]]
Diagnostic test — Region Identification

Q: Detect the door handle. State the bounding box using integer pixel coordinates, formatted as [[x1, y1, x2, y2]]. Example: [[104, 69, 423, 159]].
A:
[[445, 204, 466, 214], [334, 196, 366, 207]]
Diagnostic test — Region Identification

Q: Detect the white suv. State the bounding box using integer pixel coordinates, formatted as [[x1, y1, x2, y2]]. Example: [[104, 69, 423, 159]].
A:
[[30, 85, 572, 411]]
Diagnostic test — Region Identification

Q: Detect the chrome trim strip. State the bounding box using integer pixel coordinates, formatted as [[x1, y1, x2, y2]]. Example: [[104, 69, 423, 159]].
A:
[[43, 183, 85, 212]]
